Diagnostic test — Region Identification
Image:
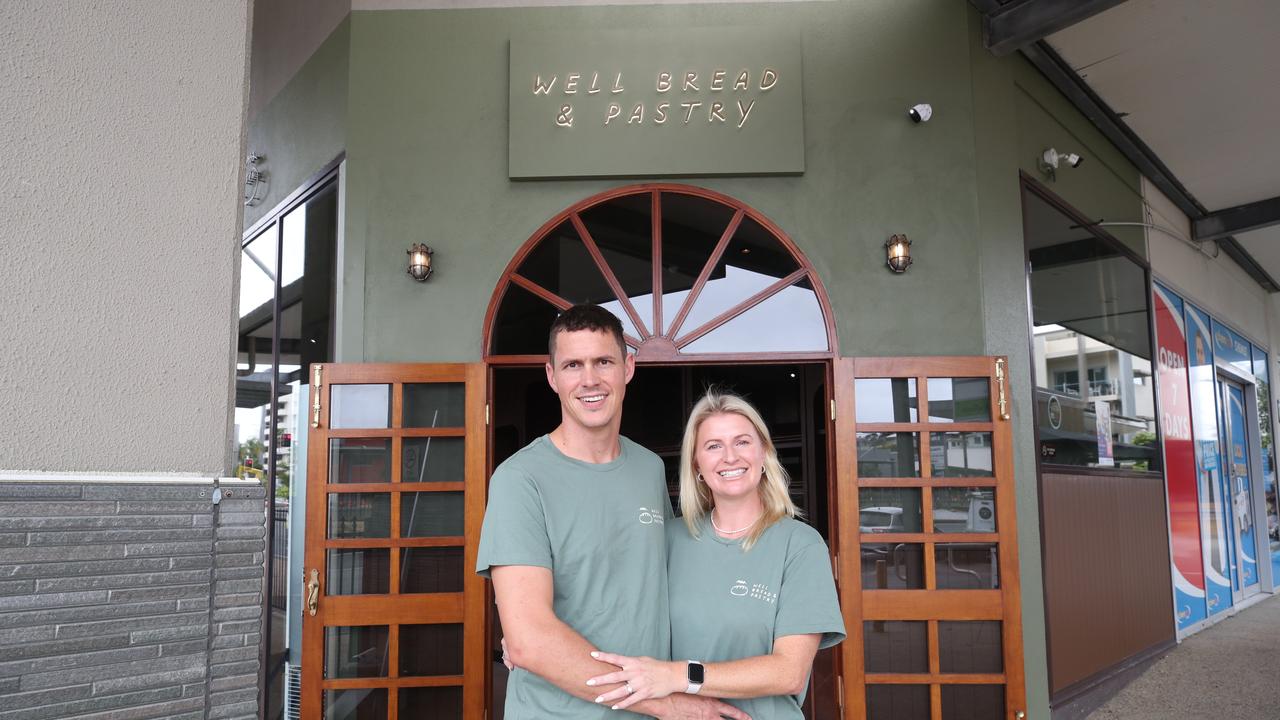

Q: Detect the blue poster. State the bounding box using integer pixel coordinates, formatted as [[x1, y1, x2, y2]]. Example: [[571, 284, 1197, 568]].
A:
[[1186, 303, 1233, 615], [1251, 345, 1279, 583], [1212, 319, 1253, 376], [1224, 384, 1258, 589]]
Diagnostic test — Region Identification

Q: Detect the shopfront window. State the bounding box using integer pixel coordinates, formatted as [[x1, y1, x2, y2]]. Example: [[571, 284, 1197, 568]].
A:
[[1024, 185, 1159, 472], [235, 171, 339, 719]]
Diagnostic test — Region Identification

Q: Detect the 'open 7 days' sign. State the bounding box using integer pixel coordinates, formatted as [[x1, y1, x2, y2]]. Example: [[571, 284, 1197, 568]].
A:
[[509, 28, 804, 179]]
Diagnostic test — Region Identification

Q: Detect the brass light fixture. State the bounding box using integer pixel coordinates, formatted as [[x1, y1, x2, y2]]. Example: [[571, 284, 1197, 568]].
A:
[[407, 243, 434, 281], [885, 234, 912, 273]]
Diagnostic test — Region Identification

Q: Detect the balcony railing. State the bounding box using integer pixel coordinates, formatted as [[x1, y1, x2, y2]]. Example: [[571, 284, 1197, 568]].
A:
[[1052, 379, 1118, 397]]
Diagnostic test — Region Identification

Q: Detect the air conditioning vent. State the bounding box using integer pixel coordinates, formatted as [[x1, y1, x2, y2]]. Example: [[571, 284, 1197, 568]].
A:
[[285, 663, 301, 720]]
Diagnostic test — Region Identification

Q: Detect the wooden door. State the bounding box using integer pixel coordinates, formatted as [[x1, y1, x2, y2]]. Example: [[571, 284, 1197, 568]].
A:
[[301, 363, 487, 719], [834, 357, 1026, 719]]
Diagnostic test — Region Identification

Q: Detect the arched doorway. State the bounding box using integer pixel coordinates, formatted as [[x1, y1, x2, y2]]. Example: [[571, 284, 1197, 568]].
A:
[[483, 184, 843, 718]]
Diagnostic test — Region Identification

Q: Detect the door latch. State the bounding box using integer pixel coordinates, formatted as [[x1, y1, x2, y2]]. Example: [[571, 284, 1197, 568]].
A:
[[305, 568, 320, 617]]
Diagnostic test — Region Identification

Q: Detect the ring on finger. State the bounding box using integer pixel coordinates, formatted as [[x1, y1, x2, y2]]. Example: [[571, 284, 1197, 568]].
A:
[[625, 683, 634, 694]]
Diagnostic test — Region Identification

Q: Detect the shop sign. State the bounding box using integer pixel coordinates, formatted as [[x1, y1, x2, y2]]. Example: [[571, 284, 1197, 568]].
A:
[[1153, 282, 1206, 631], [1093, 400, 1113, 467], [1185, 302, 1233, 616], [509, 29, 804, 178]]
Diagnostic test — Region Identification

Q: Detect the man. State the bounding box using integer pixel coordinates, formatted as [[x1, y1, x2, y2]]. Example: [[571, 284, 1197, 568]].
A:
[[476, 304, 749, 719]]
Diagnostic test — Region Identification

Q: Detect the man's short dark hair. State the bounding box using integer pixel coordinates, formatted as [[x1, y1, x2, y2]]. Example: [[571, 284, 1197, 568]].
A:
[[548, 304, 627, 359]]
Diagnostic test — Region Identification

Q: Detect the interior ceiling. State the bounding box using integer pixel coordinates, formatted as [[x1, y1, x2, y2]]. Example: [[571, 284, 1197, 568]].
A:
[[1042, 0, 1280, 287]]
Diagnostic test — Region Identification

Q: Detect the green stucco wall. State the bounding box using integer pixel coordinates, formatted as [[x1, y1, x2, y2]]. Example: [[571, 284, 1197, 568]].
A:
[[245, 3, 1157, 718], [342, 1, 986, 362], [245, 18, 349, 230]]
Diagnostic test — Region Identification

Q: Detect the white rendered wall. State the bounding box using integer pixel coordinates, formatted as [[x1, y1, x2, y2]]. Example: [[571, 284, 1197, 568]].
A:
[[0, 2, 252, 473], [1144, 177, 1274, 349]]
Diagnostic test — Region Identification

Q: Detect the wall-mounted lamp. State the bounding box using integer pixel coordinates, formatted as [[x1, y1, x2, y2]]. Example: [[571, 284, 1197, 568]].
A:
[[1038, 147, 1083, 180], [407, 243, 434, 281], [885, 234, 912, 273]]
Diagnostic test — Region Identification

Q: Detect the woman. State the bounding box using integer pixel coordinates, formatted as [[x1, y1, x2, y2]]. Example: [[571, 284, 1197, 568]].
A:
[[586, 391, 845, 718]]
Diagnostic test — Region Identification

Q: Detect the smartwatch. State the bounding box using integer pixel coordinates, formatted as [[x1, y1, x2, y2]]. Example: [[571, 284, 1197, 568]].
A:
[[686, 660, 705, 694]]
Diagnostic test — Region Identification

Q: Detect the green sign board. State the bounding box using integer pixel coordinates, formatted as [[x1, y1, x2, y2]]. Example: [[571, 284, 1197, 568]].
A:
[[509, 28, 804, 179]]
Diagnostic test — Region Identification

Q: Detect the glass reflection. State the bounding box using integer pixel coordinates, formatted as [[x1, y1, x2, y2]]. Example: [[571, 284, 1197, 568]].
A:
[[401, 492, 465, 537], [401, 547, 465, 593], [855, 379, 918, 423], [401, 624, 464, 676], [490, 283, 561, 355], [330, 385, 391, 429], [863, 621, 927, 673], [1025, 188, 1157, 471], [327, 494, 391, 539], [680, 279, 826, 353], [926, 378, 990, 422], [940, 684, 1004, 720], [400, 688, 462, 719], [404, 383, 465, 427], [938, 621, 1003, 673], [857, 433, 920, 477], [402, 437, 465, 484], [327, 549, 389, 595], [935, 544, 999, 589], [932, 488, 996, 533], [324, 688, 387, 720], [866, 684, 930, 720], [929, 433, 993, 477], [861, 543, 924, 589], [859, 488, 922, 533], [329, 439, 391, 484], [324, 626, 389, 678]]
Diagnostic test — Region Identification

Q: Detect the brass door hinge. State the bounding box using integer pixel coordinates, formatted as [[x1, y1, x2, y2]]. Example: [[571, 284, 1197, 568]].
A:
[[830, 399, 836, 422], [995, 358, 1010, 421], [485, 403, 490, 426]]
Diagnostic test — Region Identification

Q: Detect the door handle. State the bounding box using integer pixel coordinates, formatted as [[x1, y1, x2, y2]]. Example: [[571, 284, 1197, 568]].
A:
[[305, 568, 320, 617]]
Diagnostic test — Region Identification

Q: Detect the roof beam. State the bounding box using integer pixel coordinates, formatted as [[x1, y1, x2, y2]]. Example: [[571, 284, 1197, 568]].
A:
[[984, 0, 1132, 56], [1019, 41, 1280, 292], [1193, 195, 1280, 242]]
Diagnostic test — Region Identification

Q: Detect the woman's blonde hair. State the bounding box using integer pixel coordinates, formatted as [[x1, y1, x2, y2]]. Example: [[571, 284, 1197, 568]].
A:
[[679, 390, 798, 551]]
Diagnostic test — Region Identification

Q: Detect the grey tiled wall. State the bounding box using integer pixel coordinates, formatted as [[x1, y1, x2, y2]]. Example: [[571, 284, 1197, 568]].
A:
[[0, 481, 267, 720]]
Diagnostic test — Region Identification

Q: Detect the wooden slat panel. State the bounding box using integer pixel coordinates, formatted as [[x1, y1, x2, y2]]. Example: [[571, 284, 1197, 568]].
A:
[[324, 593, 463, 626], [325, 428, 467, 439], [852, 357, 994, 377], [323, 676, 464, 689], [993, 362, 1026, 716], [325, 482, 465, 494], [323, 537, 464, 549], [323, 363, 468, 384], [862, 591, 1002, 621], [462, 363, 488, 720], [833, 359, 867, 719], [862, 533, 999, 544], [858, 477, 996, 488], [1041, 470, 1172, 696], [865, 673, 1006, 685]]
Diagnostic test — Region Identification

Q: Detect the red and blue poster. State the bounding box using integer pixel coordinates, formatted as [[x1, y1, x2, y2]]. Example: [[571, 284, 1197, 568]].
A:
[[1186, 302, 1233, 616], [1153, 283, 1206, 630]]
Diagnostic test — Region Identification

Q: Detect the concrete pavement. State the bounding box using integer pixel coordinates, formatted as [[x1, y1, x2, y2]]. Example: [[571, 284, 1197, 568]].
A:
[[1088, 593, 1280, 719]]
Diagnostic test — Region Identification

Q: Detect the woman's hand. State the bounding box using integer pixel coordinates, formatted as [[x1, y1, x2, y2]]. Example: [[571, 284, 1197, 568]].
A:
[[586, 651, 686, 710]]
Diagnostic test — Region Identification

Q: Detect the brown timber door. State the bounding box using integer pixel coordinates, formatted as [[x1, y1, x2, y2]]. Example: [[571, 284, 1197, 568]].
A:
[[834, 357, 1026, 719], [301, 363, 487, 719]]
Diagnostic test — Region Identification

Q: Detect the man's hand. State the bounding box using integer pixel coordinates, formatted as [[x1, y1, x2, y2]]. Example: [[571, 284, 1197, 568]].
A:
[[649, 693, 752, 720]]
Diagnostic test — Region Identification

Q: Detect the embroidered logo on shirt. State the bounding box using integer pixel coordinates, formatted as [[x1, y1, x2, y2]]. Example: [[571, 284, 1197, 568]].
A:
[[729, 579, 776, 603], [637, 507, 665, 525]]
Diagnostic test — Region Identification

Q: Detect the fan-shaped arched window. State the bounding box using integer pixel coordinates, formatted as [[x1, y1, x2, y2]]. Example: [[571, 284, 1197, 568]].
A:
[[485, 185, 835, 361]]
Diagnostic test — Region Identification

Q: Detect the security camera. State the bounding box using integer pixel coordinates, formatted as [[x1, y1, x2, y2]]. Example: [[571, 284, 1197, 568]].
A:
[[908, 103, 932, 123], [1041, 148, 1084, 170]]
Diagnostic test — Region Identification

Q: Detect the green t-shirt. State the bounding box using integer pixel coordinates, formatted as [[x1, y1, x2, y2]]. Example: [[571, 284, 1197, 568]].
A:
[[476, 435, 672, 719], [668, 516, 845, 720]]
